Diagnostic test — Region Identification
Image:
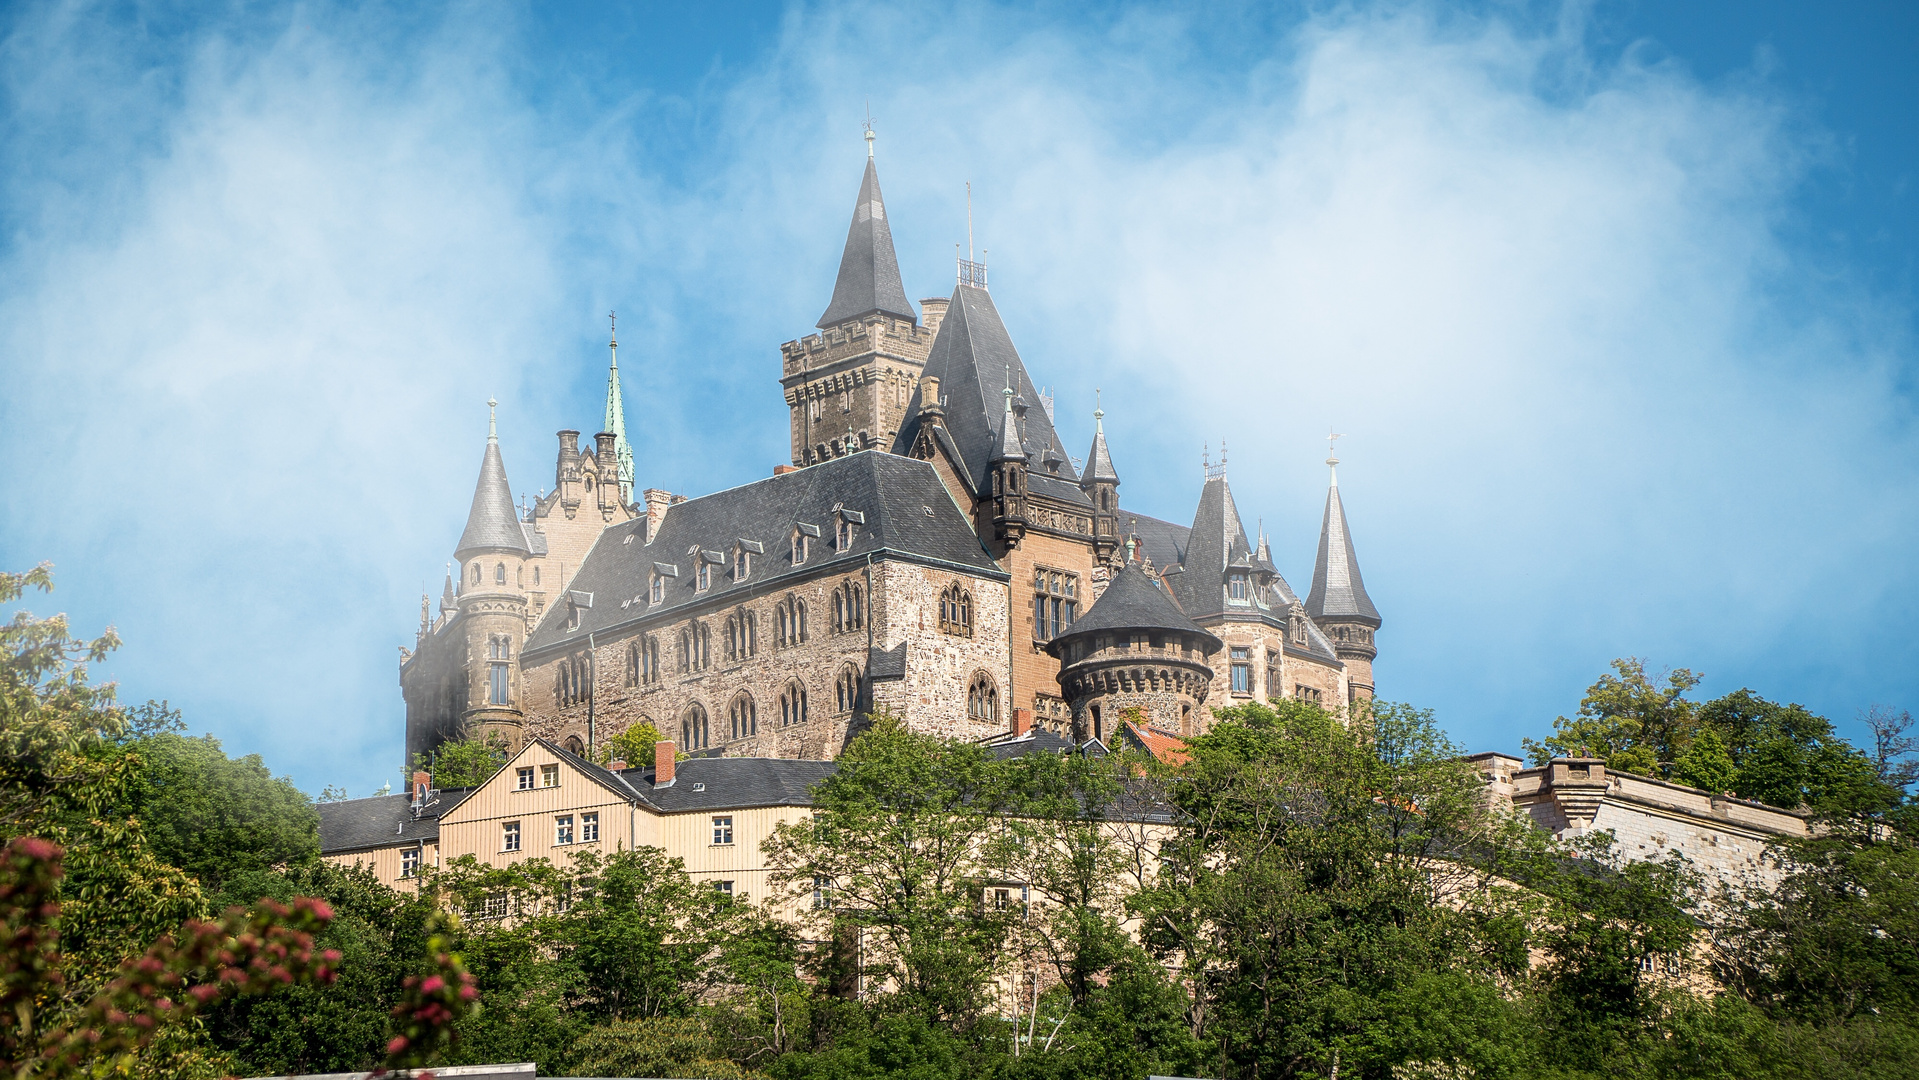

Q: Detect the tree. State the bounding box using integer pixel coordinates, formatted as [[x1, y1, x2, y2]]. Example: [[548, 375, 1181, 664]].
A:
[[1524, 657, 1702, 774], [0, 564, 125, 831], [416, 731, 511, 790], [1674, 727, 1738, 794], [599, 721, 669, 769], [1694, 689, 1890, 816]]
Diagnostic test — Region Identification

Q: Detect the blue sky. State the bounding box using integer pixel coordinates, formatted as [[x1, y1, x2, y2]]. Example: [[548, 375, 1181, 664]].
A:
[[2, 0, 1914, 796]]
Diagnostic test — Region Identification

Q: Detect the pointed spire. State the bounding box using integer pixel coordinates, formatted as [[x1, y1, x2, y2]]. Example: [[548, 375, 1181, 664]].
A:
[[993, 365, 1026, 462], [440, 565, 457, 614], [457, 401, 532, 558], [817, 145, 916, 329], [604, 311, 635, 503], [1084, 390, 1120, 484], [1305, 453, 1380, 624]]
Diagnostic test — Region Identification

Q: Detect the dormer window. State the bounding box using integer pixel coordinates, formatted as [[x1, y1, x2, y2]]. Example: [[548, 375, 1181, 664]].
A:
[[733, 539, 762, 580], [834, 508, 864, 552], [1228, 573, 1248, 602], [792, 522, 820, 564], [649, 563, 677, 605], [697, 560, 711, 591]]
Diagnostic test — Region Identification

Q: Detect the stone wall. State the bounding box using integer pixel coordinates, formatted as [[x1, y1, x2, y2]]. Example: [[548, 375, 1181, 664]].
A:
[[780, 315, 934, 465]]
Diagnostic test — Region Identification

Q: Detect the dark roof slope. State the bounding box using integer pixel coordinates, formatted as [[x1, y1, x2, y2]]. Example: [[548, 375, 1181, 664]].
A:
[[526, 452, 1002, 655], [1126, 512, 1190, 569], [318, 789, 472, 854], [892, 284, 1087, 503], [817, 158, 916, 328], [642, 757, 838, 813], [1166, 476, 1272, 621], [458, 436, 530, 556], [1050, 563, 1217, 646], [1305, 469, 1380, 625]]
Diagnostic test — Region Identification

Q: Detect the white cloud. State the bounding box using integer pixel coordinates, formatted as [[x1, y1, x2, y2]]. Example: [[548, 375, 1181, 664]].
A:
[[2, 1, 1911, 790]]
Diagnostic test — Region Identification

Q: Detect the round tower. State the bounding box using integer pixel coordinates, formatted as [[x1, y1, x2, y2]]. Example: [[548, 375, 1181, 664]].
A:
[[1045, 560, 1222, 741], [453, 400, 532, 751]]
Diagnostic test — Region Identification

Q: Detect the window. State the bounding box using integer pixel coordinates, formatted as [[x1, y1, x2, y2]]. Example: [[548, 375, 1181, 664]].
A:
[[678, 629, 691, 673], [1231, 647, 1252, 695], [1033, 569, 1078, 641], [994, 888, 1011, 910], [812, 875, 834, 910], [495, 562, 507, 585], [480, 892, 508, 919], [734, 546, 751, 580], [968, 672, 999, 722], [725, 609, 758, 661], [777, 596, 808, 647], [1229, 572, 1248, 601], [696, 559, 711, 592], [557, 652, 591, 707], [540, 764, 559, 788], [693, 622, 710, 669], [555, 815, 574, 845], [516, 767, 534, 791], [791, 528, 810, 565], [471, 563, 481, 585], [835, 664, 861, 714], [832, 580, 865, 634], [502, 821, 521, 852], [713, 816, 734, 845], [533, 565, 540, 586], [489, 661, 509, 705], [564, 734, 584, 756], [729, 693, 757, 740], [780, 680, 808, 727], [834, 510, 862, 552], [713, 880, 734, 898], [650, 572, 665, 605], [1295, 684, 1324, 704], [641, 636, 660, 683], [401, 848, 421, 878], [581, 812, 599, 842], [681, 703, 709, 750], [939, 582, 973, 636]]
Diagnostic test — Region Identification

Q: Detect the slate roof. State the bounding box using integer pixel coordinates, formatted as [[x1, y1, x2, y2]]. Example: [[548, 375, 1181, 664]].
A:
[[1126, 512, 1191, 569], [458, 436, 531, 556], [318, 789, 472, 854], [979, 727, 1083, 758], [524, 451, 1004, 656], [891, 284, 1088, 504], [642, 757, 838, 813], [1166, 475, 1284, 621], [1047, 563, 1218, 648], [1305, 466, 1381, 625], [1084, 419, 1120, 484], [817, 158, 916, 329]]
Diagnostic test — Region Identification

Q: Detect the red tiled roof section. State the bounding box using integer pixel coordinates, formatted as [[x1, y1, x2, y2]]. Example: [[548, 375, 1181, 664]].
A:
[[1123, 721, 1190, 766]]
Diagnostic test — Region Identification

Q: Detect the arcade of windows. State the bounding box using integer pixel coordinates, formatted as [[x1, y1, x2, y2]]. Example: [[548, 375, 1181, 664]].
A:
[[1294, 684, 1324, 704], [776, 595, 809, 647], [1033, 568, 1078, 642], [967, 671, 1000, 723], [556, 651, 591, 707], [724, 608, 758, 662], [831, 579, 866, 635], [1330, 625, 1374, 646], [678, 622, 711, 673], [728, 693, 758, 741], [939, 582, 973, 637], [680, 703, 710, 751], [779, 680, 807, 727], [834, 664, 861, 715], [627, 635, 661, 686]]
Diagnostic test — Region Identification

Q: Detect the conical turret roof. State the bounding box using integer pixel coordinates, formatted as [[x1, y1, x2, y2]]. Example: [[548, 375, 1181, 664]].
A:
[[1306, 462, 1379, 625], [1084, 406, 1119, 484], [457, 408, 530, 557], [817, 157, 916, 329], [1167, 474, 1301, 620], [1048, 563, 1219, 649]]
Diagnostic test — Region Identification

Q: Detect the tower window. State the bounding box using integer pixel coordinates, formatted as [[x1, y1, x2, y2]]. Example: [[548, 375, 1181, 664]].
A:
[[967, 672, 999, 723], [1228, 573, 1248, 602], [471, 563, 482, 585], [495, 562, 507, 585], [1033, 569, 1078, 642], [780, 680, 807, 727], [729, 693, 757, 740], [533, 565, 540, 586], [488, 661, 509, 705], [1230, 646, 1252, 695], [939, 583, 973, 636], [835, 663, 862, 715]]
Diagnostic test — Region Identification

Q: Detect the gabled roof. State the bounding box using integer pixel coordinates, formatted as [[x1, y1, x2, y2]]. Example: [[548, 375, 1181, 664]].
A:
[[318, 788, 472, 854], [639, 756, 838, 813], [1048, 562, 1219, 649], [1119, 721, 1190, 766], [817, 158, 916, 329], [524, 452, 1004, 656], [1305, 464, 1380, 626], [457, 434, 530, 556], [892, 284, 1087, 504]]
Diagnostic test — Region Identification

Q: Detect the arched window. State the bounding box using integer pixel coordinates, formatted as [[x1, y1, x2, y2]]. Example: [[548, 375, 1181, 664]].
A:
[[533, 565, 540, 586], [967, 672, 999, 723], [729, 693, 757, 741], [796, 598, 808, 642], [835, 664, 861, 714], [626, 641, 641, 686], [681, 703, 709, 751], [556, 660, 571, 707], [724, 614, 740, 661], [780, 595, 808, 645], [832, 581, 864, 634], [471, 562, 482, 585], [692, 622, 710, 670], [791, 529, 809, 565], [677, 629, 691, 674], [744, 610, 757, 657], [642, 636, 660, 684], [564, 734, 585, 757], [780, 680, 807, 727], [939, 583, 973, 637], [495, 562, 507, 585]]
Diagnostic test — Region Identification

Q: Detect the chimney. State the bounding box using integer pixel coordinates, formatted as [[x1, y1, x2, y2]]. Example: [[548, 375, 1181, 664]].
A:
[[557, 430, 580, 466], [773, 464, 799, 476], [643, 488, 674, 542], [411, 770, 431, 804], [1011, 707, 1032, 738], [919, 376, 945, 428], [609, 759, 627, 773], [654, 741, 676, 786], [920, 297, 950, 336], [594, 432, 619, 513]]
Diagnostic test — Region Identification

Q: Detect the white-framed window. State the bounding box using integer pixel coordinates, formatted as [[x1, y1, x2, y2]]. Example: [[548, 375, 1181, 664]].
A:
[[516, 767, 534, 791], [812, 875, 833, 910], [712, 815, 734, 845], [581, 812, 599, 842], [502, 821, 521, 852], [713, 880, 734, 898], [482, 892, 508, 919], [401, 848, 421, 878], [555, 815, 574, 844], [540, 764, 560, 788], [1231, 647, 1252, 694]]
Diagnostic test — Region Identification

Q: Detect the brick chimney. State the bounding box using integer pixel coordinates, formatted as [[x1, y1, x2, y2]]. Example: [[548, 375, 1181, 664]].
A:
[[774, 464, 799, 475], [609, 759, 627, 773], [1011, 707, 1032, 738], [643, 488, 674, 542], [654, 741, 677, 786], [411, 770, 431, 803]]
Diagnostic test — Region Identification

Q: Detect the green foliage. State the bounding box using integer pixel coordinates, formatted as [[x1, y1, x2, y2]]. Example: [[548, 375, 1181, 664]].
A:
[[419, 731, 511, 790], [573, 1016, 756, 1079], [117, 727, 319, 892], [1675, 728, 1739, 794], [599, 720, 668, 768], [1525, 657, 1702, 774]]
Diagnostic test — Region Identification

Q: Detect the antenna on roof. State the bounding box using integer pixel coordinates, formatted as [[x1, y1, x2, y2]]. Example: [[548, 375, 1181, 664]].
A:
[[958, 182, 988, 288], [864, 100, 875, 157], [1326, 425, 1344, 467]]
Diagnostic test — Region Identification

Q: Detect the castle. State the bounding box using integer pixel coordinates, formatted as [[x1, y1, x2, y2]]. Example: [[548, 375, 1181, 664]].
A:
[[397, 136, 1383, 770]]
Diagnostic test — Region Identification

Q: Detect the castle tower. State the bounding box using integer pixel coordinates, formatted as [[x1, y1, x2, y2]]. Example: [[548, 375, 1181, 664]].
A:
[[779, 133, 934, 464], [1046, 560, 1222, 741], [1081, 398, 1120, 559], [452, 400, 531, 751], [1305, 453, 1381, 702]]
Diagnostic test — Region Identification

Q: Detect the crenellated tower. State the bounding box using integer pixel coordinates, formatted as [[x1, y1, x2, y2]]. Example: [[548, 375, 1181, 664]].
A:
[[1305, 451, 1381, 702], [779, 131, 936, 464]]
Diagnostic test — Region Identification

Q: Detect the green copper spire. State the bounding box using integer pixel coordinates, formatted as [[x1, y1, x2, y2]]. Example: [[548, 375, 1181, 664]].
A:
[[604, 311, 635, 503]]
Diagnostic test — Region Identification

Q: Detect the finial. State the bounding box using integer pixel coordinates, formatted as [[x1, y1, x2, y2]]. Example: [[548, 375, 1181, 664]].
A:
[[1003, 364, 1015, 410], [487, 398, 498, 441], [1125, 534, 1137, 563], [864, 101, 875, 158], [1326, 426, 1344, 468], [610, 309, 618, 352], [1094, 388, 1104, 432]]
